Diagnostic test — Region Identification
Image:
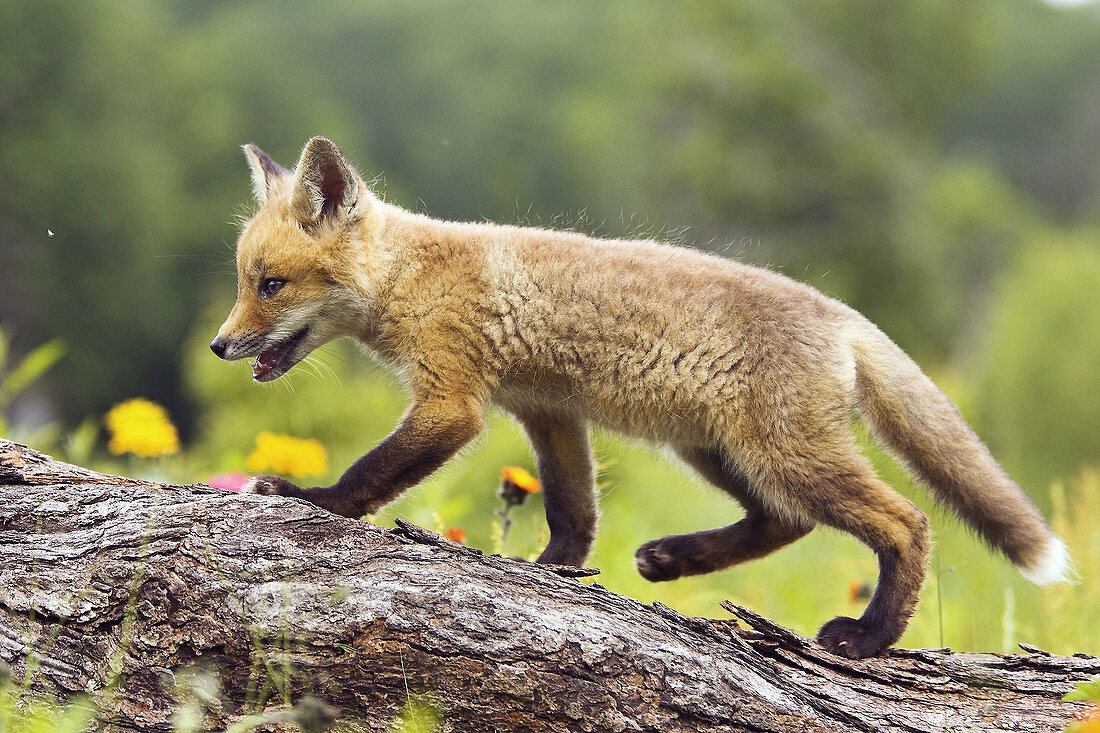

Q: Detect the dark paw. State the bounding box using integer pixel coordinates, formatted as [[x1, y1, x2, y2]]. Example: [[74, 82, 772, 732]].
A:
[[816, 616, 892, 659], [537, 538, 590, 568], [243, 475, 300, 497], [635, 540, 683, 582]]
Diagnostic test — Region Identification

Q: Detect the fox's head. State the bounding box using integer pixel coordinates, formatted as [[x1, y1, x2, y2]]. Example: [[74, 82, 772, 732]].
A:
[[211, 137, 383, 381]]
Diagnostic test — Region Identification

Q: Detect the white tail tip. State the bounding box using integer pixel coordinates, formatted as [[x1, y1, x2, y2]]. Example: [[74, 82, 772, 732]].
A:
[[1019, 536, 1073, 586]]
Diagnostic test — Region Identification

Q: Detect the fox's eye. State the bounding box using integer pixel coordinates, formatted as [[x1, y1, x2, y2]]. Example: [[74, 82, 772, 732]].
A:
[[259, 278, 286, 298]]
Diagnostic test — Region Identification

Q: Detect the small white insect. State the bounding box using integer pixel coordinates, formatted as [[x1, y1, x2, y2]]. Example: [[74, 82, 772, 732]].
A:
[[47, 229, 54, 237]]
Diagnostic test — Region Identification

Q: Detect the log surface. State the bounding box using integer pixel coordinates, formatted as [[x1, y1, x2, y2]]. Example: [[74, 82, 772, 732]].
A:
[[0, 440, 1095, 732]]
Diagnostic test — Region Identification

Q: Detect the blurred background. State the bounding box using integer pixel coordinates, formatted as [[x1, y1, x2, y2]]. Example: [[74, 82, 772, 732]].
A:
[[1, 0, 1097, 654]]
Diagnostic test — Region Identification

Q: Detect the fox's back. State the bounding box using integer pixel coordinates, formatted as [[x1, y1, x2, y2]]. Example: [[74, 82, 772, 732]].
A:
[[478, 225, 853, 439]]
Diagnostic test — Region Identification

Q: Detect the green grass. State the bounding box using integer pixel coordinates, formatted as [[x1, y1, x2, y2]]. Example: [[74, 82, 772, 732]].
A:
[[0, 678, 94, 733]]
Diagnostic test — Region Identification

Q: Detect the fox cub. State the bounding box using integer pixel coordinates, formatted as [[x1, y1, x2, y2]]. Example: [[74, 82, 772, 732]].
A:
[[212, 136, 1068, 658]]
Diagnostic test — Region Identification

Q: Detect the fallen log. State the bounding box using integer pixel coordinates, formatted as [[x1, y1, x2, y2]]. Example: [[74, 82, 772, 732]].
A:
[[0, 439, 1095, 731]]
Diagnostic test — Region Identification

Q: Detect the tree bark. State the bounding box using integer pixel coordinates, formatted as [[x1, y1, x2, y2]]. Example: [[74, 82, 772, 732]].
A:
[[0, 439, 1095, 732]]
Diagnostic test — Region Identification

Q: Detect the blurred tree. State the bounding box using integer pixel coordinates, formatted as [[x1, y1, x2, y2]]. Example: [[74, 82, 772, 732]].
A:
[[973, 234, 1100, 495], [0, 0, 231, 428], [0, 0, 1096, 478], [946, 0, 1100, 220], [0, 0, 361, 431]]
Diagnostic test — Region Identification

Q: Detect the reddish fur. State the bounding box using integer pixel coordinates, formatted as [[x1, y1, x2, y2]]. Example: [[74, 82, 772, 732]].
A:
[[215, 137, 1067, 658]]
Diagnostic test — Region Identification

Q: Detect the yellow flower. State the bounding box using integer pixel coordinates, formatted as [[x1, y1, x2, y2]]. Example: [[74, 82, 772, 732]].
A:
[[105, 398, 180, 458], [247, 431, 328, 479]]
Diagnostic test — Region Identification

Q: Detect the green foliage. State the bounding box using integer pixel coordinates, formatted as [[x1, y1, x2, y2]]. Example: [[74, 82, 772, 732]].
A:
[[1066, 676, 1100, 706], [386, 697, 441, 733], [1063, 676, 1100, 733], [0, 663, 335, 733], [0, 328, 65, 439], [0, 669, 94, 733], [0, 338, 65, 410], [974, 234, 1100, 493], [948, 0, 1100, 220], [4, 0, 1100, 425]]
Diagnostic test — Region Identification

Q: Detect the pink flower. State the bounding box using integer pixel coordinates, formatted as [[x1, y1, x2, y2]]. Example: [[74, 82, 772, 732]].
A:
[[208, 472, 251, 492]]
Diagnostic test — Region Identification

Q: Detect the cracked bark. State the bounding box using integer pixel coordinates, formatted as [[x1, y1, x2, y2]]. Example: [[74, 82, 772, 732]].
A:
[[0, 440, 1095, 732]]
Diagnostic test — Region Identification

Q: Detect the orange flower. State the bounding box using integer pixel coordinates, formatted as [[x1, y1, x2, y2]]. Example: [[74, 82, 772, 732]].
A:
[[847, 579, 872, 604], [1069, 705, 1100, 733], [498, 466, 542, 508], [444, 527, 467, 544], [500, 466, 541, 493]]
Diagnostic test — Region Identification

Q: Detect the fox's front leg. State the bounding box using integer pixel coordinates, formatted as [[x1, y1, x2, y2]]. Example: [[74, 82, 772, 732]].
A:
[[248, 396, 485, 518], [516, 411, 597, 567]]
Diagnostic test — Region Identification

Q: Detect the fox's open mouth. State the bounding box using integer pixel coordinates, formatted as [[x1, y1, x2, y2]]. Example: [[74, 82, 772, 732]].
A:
[[252, 327, 309, 382]]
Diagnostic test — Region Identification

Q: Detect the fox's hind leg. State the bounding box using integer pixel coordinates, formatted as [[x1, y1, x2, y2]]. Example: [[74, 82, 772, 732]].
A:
[[753, 443, 930, 659], [634, 446, 813, 582], [516, 411, 597, 567]]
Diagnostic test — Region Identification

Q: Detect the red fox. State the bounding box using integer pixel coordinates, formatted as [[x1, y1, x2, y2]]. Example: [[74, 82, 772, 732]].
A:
[[211, 136, 1069, 658]]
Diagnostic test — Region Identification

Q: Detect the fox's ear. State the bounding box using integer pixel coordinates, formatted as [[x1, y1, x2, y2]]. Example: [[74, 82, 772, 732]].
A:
[[242, 144, 289, 204], [289, 136, 364, 225]]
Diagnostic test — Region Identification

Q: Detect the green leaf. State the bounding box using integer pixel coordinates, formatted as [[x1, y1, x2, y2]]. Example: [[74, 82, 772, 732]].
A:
[[387, 697, 441, 733], [48, 697, 97, 733], [1063, 676, 1100, 703], [63, 417, 100, 466], [0, 691, 95, 733], [10, 422, 62, 452], [0, 339, 65, 406]]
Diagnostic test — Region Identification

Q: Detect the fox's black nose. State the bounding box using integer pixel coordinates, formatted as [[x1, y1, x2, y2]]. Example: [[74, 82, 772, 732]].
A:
[[210, 337, 228, 358]]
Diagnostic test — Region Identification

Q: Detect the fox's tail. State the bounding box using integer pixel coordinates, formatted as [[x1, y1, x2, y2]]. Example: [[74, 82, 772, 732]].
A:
[[844, 322, 1070, 585]]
